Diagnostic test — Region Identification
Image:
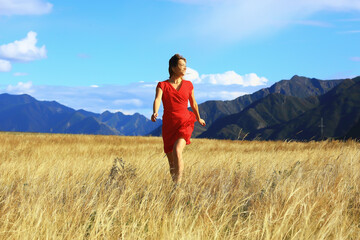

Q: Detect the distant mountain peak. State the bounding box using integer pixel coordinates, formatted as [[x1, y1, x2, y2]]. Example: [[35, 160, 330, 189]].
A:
[[290, 75, 308, 80], [290, 75, 301, 80]]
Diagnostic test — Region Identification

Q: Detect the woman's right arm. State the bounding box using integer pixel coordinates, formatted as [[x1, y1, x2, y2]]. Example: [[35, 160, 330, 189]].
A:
[[189, 89, 206, 126], [151, 86, 163, 122]]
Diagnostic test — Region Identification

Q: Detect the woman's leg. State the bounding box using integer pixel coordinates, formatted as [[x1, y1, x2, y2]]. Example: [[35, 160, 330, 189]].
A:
[[166, 152, 176, 182], [172, 138, 186, 184]]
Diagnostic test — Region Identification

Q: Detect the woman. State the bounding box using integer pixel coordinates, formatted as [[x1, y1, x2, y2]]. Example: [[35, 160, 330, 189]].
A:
[[151, 54, 206, 185]]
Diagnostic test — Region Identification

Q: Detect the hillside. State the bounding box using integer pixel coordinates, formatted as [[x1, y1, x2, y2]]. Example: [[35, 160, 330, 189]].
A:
[[199, 93, 319, 139], [0, 93, 162, 135], [256, 76, 360, 140], [199, 76, 360, 140]]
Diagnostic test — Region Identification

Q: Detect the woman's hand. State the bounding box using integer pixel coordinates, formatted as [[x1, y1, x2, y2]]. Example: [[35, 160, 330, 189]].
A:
[[198, 118, 206, 126], [151, 112, 158, 122]]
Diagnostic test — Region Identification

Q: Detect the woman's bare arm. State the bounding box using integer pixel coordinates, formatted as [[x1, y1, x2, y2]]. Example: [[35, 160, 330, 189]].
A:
[[189, 89, 206, 126], [151, 87, 163, 122]]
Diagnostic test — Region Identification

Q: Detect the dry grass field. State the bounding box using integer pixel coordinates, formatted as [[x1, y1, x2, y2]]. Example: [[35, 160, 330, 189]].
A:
[[0, 132, 359, 239]]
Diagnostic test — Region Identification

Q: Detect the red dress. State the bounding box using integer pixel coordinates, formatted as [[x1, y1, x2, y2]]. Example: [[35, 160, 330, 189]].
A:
[[157, 79, 197, 153]]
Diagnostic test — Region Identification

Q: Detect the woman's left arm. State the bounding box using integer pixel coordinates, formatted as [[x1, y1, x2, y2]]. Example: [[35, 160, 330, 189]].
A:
[[189, 89, 206, 126]]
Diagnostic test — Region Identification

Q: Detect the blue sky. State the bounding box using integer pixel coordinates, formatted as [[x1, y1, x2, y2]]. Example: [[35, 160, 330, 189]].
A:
[[0, 0, 359, 116]]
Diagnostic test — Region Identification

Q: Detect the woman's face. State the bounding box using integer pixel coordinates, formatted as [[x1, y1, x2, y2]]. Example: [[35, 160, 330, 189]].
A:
[[172, 59, 187, 77]]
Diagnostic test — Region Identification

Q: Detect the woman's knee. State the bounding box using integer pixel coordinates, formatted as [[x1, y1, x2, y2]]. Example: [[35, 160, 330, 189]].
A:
[[174, 138, 186, 150], [173, 145, 183, 159]]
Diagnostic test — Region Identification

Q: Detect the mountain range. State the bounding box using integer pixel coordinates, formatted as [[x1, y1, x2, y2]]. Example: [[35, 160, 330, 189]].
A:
[[0, 93, 162, 136], [193, 75, 343, 137], [150, 75, 360, 140], [199, 76, 360, 140], [1, 75, 359, 140]]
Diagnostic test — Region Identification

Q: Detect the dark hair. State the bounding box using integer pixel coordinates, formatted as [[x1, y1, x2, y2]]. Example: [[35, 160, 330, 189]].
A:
[[168, 54, 186, 78]]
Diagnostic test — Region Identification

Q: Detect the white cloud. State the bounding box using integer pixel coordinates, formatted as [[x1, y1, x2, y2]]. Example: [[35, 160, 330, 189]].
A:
[[13, 72, 28, 76], [242, 73, 268, 86], [0, 0, 53, 16], [196, 91, 248, 100], [188, 69, 268, 86], [1, 68, 268, 116], [0, 59, 11, 72], [0, 31, 47, 62], [140, 84, 156, 88], [184, 67, 201, 81], [168, 0, 360, 41], [6, 81, 34, 94]]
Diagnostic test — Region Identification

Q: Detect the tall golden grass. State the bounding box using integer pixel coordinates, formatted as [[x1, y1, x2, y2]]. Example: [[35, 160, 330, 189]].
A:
[[0, 132, 359, 239]]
